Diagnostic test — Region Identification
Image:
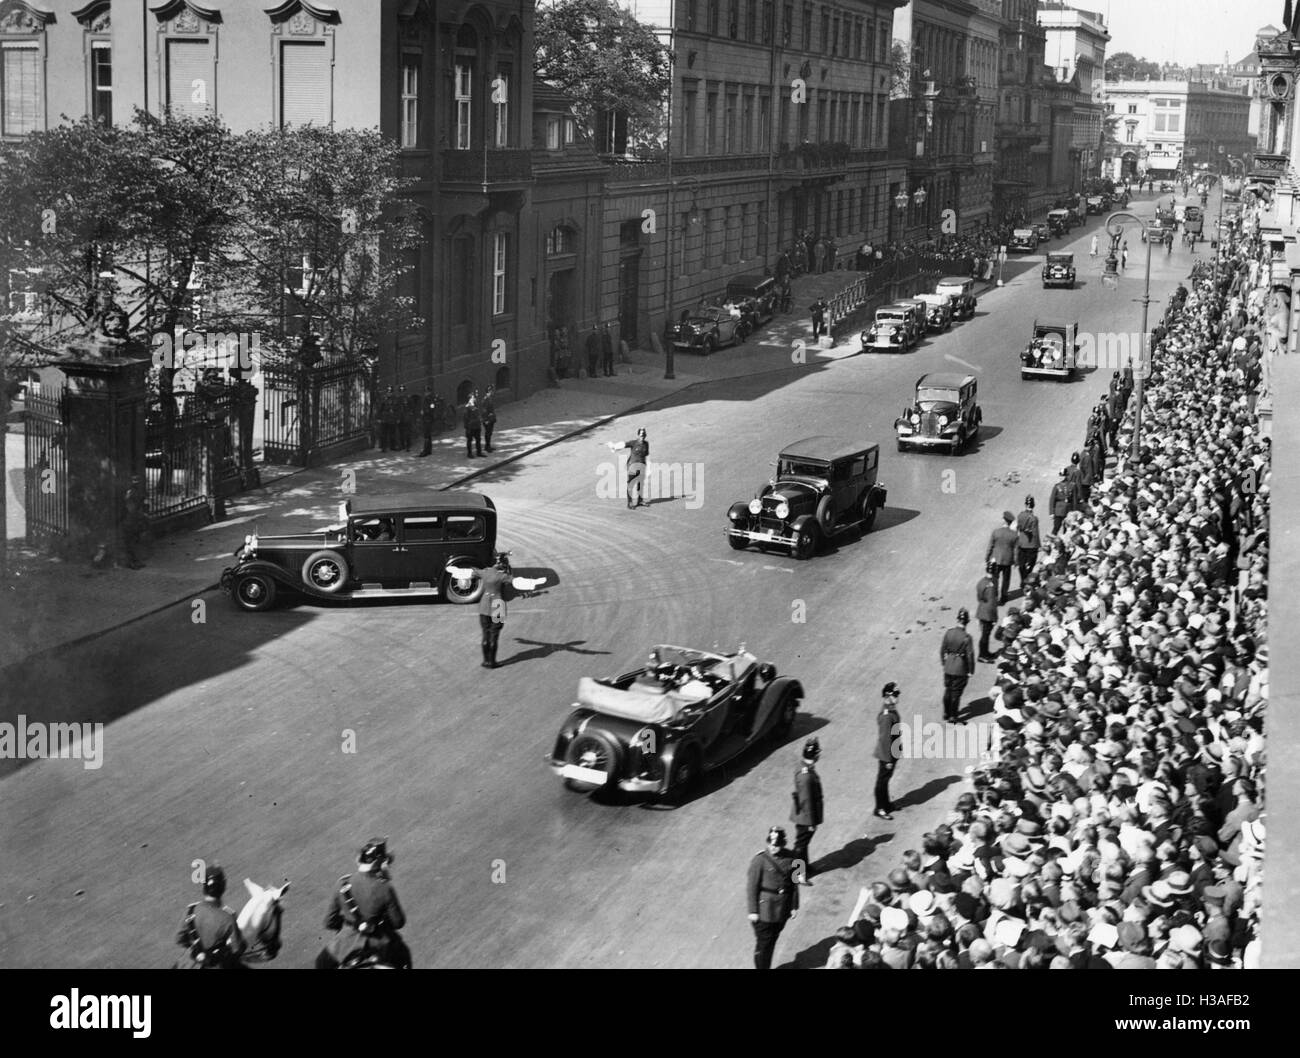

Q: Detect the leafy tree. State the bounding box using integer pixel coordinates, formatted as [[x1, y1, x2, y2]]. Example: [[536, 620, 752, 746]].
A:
[[1105, 52, 1162, 81], [535, 0, 672, 155]]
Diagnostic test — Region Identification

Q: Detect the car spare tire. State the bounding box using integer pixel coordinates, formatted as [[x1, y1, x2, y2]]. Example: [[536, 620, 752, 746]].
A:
[[566, 731, 622, 788], [302, 550, 350, 594]]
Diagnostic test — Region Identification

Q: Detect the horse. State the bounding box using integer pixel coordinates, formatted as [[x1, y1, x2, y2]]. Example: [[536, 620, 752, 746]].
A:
[[236, 878, 290, 963]]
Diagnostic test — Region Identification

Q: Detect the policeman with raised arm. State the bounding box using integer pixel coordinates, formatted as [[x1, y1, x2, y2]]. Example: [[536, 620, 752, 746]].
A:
[[445, 552, 547, 668]]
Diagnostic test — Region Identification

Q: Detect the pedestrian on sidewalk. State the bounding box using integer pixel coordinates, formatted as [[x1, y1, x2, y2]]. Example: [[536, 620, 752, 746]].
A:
[[480, 386, 497, 452], [810, 297, 827, 340], [1090, 234, 1099, 258], [418, 385, 436, 457], [606, 427, 649, 508], [790, 738, 824, 883], [120, 474, 147, 570], [396, 385, 413, 452], [939, 609, 975, 724], [986, 511, 1018, 604], [378, 386, 398, 451], [601, 322, 616, 377], [812, 237, 827, 274], [463, 397, 483, 458], [873, 683, 902, 820], [976, 562, 999, 662], [1015, 495, 1041, 588], [1121, 241, 1129, 270], [585, 326, 600, 379], [747, 826, 799, 970]]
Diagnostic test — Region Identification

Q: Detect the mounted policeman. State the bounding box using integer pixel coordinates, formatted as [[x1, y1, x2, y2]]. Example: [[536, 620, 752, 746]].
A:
[[316, 838, 412, 969]]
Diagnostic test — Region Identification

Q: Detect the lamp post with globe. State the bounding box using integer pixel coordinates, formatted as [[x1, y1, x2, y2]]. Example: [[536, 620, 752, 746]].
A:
[[1100, 210, 1154, 464]]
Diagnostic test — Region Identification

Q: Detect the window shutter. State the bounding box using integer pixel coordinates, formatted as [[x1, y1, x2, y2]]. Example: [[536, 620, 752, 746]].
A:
[[281, 42, 330, 127], [2, 44, 40, 136], [166, 39, 212, 118]]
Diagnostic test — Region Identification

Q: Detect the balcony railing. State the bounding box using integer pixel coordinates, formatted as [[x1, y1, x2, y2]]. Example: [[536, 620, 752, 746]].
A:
[[606, 146, 887, 183], [440, 149, 533, 185]]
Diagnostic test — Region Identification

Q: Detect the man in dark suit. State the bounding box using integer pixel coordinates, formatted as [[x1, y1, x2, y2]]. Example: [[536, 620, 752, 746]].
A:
[[976, 561, 999, 662], [790, 738, 824, 882], [316, 839, 412, 969], [810, 297, 827, 340], [175, 865, 246, 968], [746, 826, 800, 969], [986, 510, 1018, 603], [874, 683, 902, 820], [1015, 495, 1041, 587], [940, 608, 976, 723], [585, 326, 601, 378], [600, 322, 616, 377]]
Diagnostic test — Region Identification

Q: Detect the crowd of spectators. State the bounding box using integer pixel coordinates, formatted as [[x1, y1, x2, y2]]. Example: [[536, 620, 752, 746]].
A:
[[824, 199, 1270, 970]]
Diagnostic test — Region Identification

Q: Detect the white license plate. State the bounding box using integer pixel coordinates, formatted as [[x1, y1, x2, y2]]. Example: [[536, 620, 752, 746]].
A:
[[561, 764, 608, 785], [755, 529, 774, 540]]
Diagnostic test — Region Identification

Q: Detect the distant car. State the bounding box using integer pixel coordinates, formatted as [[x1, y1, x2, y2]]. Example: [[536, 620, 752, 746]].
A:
[[896, 299, 931, 339], [1033, 222, 1053, 243], [935, 276, 978, 320], [1182, 205, 1204, 235], [862, 304, 915, 351], [1047, 208, 1073, 235], [221, 492, 498, 611], [548, 645, 803, 799], [913, 292, 954, 333], [725, 273, 779, 327], [1021, 319, 1079, 380], [669, 305, 749, 355], [894, 372, 982, 455], [726, 437, 887, 559], [1159, 180, 1176, 193], [1085, 196, 1104, 215], [1041, 252, 1076, 289], [1009, 228, 1039, 252]]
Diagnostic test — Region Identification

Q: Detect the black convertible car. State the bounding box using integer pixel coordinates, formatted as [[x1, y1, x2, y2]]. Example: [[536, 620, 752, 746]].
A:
[[548, 645, 803, 799]]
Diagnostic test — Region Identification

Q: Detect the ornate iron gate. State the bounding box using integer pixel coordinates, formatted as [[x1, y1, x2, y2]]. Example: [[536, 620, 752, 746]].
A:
[[23, 386, 69, 545], [261, 361, 371, 467]]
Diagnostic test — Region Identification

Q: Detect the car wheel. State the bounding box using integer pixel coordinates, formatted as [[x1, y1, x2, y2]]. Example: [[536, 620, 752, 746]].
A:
[[815, 495, 836, 535], [1021, 370, 1030, 381], [771, 687, 799, 741], [233, 572, 277, 612], [302, 550, 350, 594], [793, 524, 821, 560], [727, 534, 749, 551], [702, 335, 716, 356], [443, 565, 486, 605], [567, 731, 622, 789], [736, 323, 750, 344], [670, 744, 703, 800], [954, 429, 966, 454], [860, 494, 878, 533]]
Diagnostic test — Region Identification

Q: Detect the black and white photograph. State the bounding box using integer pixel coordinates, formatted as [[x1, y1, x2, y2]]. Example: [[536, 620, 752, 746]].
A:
[[0, 0, 1292, 1029]]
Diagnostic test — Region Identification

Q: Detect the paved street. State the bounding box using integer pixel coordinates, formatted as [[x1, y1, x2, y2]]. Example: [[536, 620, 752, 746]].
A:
[[0, 198, 1189, 968]]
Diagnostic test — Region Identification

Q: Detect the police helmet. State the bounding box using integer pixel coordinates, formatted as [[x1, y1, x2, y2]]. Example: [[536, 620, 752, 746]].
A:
[[358, 838, 392, 867], [203, 865, 227, 898], [767, 826, 788, 848], [957, 607, 970, 623], [1071, 451, 1081, 464], [1024, 495, 1035, 508], [802, 737, 821, 762]]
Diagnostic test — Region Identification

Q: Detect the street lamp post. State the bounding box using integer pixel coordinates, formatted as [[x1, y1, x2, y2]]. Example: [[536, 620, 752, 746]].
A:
[[1100, 210, 1153, 465]]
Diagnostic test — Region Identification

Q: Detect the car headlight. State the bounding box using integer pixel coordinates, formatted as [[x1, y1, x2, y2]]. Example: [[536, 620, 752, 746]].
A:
[[939, 415, 949, 428], [748, 498, 762, 515], [774, 501, 790, 520]]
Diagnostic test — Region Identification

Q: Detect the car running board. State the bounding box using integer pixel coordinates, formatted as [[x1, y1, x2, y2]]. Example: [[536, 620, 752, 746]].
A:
[[349, 583, 442, 598]]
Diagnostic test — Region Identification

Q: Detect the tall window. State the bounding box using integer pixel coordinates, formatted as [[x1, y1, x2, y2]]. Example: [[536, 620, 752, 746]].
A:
[[1, 43, 40, 137], [820, 8, 829, 51], [725, 91, 736, 151], [400, 53, 420, 148], [742, 91, 754, 151], [802, 5, 812, 49], [682, 88, 697, 153], [454, 63, 473, 149], [493, 68, 509, 147], [758, 91, 770, 150], [281, 42, 330, 127], [450, 238, 471, 325], [783, 3, 793, 44], [708, 0, 719, 35], [165, 38, 213, 119], [90, 42, 112, 124], [491, 232, 508, 315], [706, 90, 717, 152]]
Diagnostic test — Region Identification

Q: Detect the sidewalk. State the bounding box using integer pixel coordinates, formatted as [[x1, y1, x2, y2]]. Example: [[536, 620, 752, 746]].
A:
[[4, 265, 978, 672]]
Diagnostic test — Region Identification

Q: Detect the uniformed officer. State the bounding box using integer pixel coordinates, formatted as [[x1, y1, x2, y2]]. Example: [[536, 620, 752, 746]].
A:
[[444, 552, 546, 668], [120, 474, 147, 570], [940, 608, 976, 723], [378, 386, 398, 451], [1064, 452, 1086, 512], [874, 683, 903, 820], [480, 385, 498, 452], [396, 385, 413, 451], [601, 322, 616, 377], [317, 839, 412, 969], [175, 864, 246, 969], [975, 561, 999, 662], [1048, 468, 1072, 535], [585, 326, 601, 378], [1015, 495, 1041, 587], [463, 396, 483, 458], [418, 385, 436, 457], [790, 738, 824, 882], [986, 510, 1018, 604], [746, 826, 800, 970], [606, 427, 650, 508]]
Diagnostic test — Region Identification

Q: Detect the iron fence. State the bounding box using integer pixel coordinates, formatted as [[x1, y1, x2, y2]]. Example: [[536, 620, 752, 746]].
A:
[[144, 395, 212, 522], [23, 388, 68, 544], [261, 360, 371, 467]]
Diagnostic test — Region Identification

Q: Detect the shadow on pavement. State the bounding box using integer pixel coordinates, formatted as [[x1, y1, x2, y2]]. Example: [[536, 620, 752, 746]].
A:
[[890, 774, 963, 811]]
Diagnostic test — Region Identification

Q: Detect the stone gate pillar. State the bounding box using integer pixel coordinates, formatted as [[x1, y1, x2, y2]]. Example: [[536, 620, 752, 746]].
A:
[[55, 342, 149, 561]]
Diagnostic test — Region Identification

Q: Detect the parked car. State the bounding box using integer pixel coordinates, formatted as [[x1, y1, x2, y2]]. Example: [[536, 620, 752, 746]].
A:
[[1085, 196, 1105, 215], [894, 373, 982, 455], [1032, 221, 1053, 243], [861, 304, 915, 351], [935, 276, 978, 320], [221, 492, 498, 611], [1008, 227, 1039, 252], [914, 292, 954, 332], [1047, 208, 1073, 235], [896, 298, 931, 339], [1159, 179, 1176, 193], [725, 437, 887, 559], [548, 645, 803, 799], [1182, 205, 1204, 235], [669, 305, 749, 355], [724, 274, 778, 326], [1066, 200, 1086, 225], [1041, 251, 1076, 289], [1020, 319, 1079, 380]]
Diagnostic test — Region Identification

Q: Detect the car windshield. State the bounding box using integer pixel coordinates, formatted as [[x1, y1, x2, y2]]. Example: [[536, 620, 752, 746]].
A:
[[877, 311, 904, 323], [1034, 331, 1066, 350], [778, 458, 830, 478], [1048, 255, 1072, 264], [1014, 229, 1034, 237], [916, 387, 960, 406]]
